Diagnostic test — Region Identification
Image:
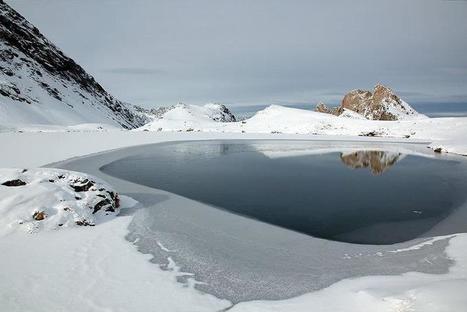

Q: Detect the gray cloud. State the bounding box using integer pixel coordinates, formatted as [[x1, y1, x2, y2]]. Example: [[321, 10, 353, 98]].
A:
[[7, 0, 467, 108], [102, 68, 167, 76]]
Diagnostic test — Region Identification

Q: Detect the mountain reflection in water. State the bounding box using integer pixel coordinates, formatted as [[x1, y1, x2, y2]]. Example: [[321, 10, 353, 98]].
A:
[[101, 141, 467, 245], [340, 151, 401, 175]]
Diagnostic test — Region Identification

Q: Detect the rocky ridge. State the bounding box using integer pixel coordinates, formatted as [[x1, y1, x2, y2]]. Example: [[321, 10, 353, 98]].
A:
[[315, 84, 424, 121], [0, 1, 147, 128]]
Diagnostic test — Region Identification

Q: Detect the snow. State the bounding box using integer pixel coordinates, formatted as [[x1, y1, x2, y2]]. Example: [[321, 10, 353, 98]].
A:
[[0, 168, 122, 236], [0, 41, 137, 128], [2, 2, 467, 309], [139, 103, 235, 132], [383, 98, 426, 120], [338, 108, 368, 120], [138, 104, 467, 156], [0, 130, 466, 311], [0, 214, 230, 312]]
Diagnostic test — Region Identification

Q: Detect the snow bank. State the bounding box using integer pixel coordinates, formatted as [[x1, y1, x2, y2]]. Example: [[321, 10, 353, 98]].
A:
[[138, 103, 236, 132], [0, 168, 122, 236], [135, 104, 467, 156], [338, 108, 368, 120]]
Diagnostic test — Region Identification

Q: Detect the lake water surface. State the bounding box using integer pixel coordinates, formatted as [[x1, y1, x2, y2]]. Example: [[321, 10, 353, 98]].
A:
[[101, 141, 467, 245]]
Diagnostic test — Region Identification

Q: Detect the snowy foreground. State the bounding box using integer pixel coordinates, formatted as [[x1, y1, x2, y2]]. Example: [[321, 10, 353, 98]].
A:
[[1, 128, 467, 311], [0, 168, 125, 235]]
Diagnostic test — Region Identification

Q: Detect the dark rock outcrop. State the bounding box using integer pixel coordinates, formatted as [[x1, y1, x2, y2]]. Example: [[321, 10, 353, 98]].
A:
[[69, 178, 94, 193], [207, 104, 236, 122], [2, 179, 26, 186]]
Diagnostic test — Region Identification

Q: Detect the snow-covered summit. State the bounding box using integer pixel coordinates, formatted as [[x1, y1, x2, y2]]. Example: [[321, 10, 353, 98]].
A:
[[0, 2, 147, 129], [137, 103, 236, 131]]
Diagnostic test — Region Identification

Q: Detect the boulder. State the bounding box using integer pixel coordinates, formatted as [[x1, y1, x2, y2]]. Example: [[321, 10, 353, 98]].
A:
[[2, 179, 26, 186], [33, 211, 46, 221]]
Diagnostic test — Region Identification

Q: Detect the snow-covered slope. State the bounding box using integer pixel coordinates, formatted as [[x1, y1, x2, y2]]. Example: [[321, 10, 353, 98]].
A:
[[135, 104, 467, 155], [0, 2, 146, 129], [139, 103, 236, 131]]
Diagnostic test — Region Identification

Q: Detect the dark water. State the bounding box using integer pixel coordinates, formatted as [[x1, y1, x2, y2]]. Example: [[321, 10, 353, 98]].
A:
[[101, 141, 467, 245]]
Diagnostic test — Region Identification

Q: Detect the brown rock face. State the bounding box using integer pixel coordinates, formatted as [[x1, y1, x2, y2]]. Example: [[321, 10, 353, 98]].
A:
[[340, 89, 373, 117], [315, 102, 330, 113], [33, 211, 46, 221], [314, 102, 339, 115], [340, 151, 401, 175], [316, 84, 419, 120]]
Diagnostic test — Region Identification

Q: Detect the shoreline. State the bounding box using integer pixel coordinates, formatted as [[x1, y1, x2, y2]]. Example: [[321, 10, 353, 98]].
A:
[[49, 137, 467, 303], [2, 132, 467, 311]]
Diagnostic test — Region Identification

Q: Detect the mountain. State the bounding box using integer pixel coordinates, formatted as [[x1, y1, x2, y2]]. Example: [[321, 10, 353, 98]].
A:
[[0, 1, 146, 129], [138, 103, 236, 131], [315, 84, 426, 121]]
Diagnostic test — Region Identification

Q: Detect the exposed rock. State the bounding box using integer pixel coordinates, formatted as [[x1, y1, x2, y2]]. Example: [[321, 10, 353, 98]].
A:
[[359, 130, 378, 137], [0, 2, 148, 128], [2, 179, 26, 186], [317, 84, 423, 121], [75, 219, 95, 226], [108, 191, 120, 208], [314, 102, 340, 115], [69, 178, 94, 192], [92, 199, 113, 214], [340, 151, 401, 175], [0, 168, 122, 234], [315, 102, 331, 113], [32, 211, 46, 221], [207, 103, 236, 122], [340, 89, 373, 117]]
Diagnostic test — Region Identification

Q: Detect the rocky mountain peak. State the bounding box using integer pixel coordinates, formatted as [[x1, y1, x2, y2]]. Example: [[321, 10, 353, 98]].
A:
[[315, 84, 423, 121], [203, 103, 236, 122], [0, 1, 147, 128]]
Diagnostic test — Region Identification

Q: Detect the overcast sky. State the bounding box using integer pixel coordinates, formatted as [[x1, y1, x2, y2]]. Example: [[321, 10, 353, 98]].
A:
[[7, 0, 467, 108]]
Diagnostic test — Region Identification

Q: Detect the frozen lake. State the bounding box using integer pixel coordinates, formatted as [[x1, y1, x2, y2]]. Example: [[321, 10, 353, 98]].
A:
[[57, 140, 467, 302], [101, 141, 467, 245]]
